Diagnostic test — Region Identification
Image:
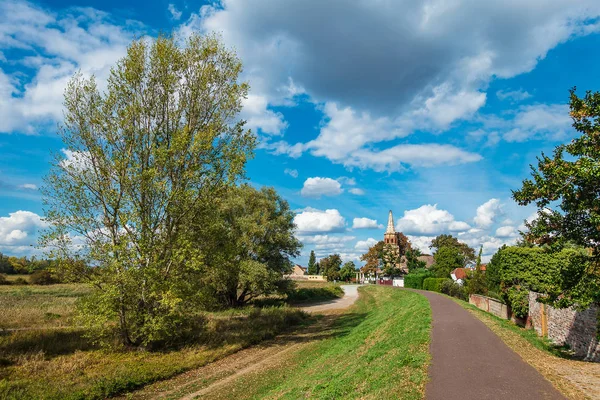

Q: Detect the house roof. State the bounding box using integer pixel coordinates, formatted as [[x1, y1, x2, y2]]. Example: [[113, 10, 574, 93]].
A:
[[417, 254, 434, 268], [480, 264, 487, 271], [451, 268, 468, 280], [294, 264, 307, 271]]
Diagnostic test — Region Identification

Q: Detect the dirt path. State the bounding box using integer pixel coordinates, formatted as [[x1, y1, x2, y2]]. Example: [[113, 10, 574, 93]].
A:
[[121, 285, 361, 400], [418, 289, 565, 400]]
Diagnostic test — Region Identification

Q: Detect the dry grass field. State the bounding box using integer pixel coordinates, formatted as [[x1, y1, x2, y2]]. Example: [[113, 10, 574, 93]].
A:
[[0, 282, 311, 399]]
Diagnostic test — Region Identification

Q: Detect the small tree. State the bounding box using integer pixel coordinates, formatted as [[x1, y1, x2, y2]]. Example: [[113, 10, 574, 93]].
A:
[[360, 240, 384, 275], [430, 234, 475, 265], [41, 34, 255, 348], [339, 261, 357, 282], [307, 250, 318, 275], [320, 254, 342, 281], [406, 248, 426, 272]]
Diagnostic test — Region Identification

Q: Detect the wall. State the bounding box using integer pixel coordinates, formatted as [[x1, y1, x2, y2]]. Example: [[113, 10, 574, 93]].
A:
[[469, 294, 510, 320], [284, 275, 326, 281], [529, 292, 600, 362]]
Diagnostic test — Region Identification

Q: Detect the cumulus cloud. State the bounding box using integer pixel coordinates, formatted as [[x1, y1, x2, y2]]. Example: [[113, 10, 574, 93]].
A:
[[0, 1, 140, 134], [396, 204, 470, 235], [294, 208, 346, 233], [352, 218, 383, 230], [407, 235, 435, 254], [240, 94, 288, 135], [474, 199, 503, 228], [300, 177, 343, 198], [296, 234, 355, 245], [0, 210, 47, 251], [18, 183, 37, 190], [284, 168, 298, 178], [355, 237, 378, 251], [495, 225, 519, 238]]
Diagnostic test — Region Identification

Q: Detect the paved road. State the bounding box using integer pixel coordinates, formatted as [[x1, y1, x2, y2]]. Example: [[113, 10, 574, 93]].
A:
[[417, 290, 565, 400], [299, 284, 361, 313]]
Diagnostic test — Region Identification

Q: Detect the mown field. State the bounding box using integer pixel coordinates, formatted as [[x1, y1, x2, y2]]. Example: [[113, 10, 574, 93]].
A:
[[200, 285, 432, 400], [0, 281, 320, 399]]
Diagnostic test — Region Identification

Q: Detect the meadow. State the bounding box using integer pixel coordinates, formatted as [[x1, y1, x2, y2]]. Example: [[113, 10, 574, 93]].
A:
[[0, 280, 324, 399]]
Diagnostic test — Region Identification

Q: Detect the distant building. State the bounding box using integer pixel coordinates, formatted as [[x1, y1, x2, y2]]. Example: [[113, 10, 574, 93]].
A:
[[284, 264, 326, 281], [451, 267, 469, 285], [291, 264, 307, 276]]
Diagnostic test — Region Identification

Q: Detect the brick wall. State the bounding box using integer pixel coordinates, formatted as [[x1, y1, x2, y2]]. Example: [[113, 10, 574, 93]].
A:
[[529, 292, 600, 362], [469, 294, 510, 319]]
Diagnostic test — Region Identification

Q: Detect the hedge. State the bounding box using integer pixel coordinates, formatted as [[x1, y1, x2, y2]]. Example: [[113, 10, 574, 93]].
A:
[[404, 269, 432, 289], [422, 278, 446, 292]]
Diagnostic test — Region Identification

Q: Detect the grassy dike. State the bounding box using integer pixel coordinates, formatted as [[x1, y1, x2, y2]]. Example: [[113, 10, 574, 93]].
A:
[[207, 285, 432, 400]]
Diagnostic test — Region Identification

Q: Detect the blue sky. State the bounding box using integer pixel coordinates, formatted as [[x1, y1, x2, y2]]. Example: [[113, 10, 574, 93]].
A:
[[2, 0, 600, 264]]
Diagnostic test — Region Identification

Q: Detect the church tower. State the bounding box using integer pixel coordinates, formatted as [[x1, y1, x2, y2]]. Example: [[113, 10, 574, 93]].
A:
[[384, 210, 398, 245]]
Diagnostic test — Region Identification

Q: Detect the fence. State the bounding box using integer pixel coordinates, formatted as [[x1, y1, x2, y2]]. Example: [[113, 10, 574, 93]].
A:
[[469, 294, 510, 320]]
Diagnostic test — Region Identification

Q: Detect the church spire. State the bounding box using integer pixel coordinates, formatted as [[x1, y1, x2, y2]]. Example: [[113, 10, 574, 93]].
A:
[[386, 210, 395, 234]]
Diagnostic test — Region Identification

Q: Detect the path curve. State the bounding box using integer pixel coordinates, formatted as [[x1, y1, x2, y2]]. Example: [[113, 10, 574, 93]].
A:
[[299, 284, 361, 313], [417, 289, 565, 400]]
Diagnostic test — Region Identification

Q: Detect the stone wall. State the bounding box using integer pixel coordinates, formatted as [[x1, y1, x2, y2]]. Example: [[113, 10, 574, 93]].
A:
[[469, 294, 510, 319], [529, 292, 600, 362]]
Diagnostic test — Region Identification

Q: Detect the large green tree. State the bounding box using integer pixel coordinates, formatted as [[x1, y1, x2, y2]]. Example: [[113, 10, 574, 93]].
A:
[[431, 246, 464, 278], [339, 261, 357, 282], [512, 87, 600, 307], [430, 234, 475, 266], [307, 250, 318, 275], [41, 34, 255, 348], [193, 185, 301, 307], [320, 254, 342, 281]]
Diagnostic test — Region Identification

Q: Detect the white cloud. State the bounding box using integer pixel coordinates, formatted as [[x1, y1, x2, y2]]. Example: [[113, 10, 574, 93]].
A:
[[168, 4, 182, 21], [495, 225, 519, 238], [294, 208, 346, 233], [240, 94, 288, 136], [474, 199, 503, 228], [355, 237, 378, 251], [300, 177, 343, 198], [396, 204, 471, 235], [496, 88, 532, 102], [503, 104, 572, 142], [0, 1, 139, 134], [352, 218, 383, 230], [407, 235, 435, 254], [349, 188, 365, 195], [19, 183, 37, 190], [284, 168, 298, 178], [0, 210, 47, 250]]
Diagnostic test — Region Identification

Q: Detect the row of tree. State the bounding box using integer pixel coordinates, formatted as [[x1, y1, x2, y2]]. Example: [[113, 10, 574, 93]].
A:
[[0, 253, 57, 274], [306, 250, 357, 282]]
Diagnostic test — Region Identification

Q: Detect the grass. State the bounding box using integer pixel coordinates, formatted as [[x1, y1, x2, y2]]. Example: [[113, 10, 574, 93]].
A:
[[0, 284, 311, 400], [251, 281, 344, 307], [0, 283, 91, 329], [208, 285, 432, 400], [451, 296, 600, 400]]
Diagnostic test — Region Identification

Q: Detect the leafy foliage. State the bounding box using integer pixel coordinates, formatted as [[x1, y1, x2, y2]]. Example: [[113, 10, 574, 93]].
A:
[[431, 246, 464, 278], [404, 269, 432, 289], [29, 270, 56, 285], [360, 240, 384, 275], [430, 234, 475, 265], [41, 34, 255, 348], [320, 254, 343, 281], [422, 278, 446, 292], [440, 279, 467, 301], [487, 246, 596, 314], [512, 88, 600, 308], [405, 248, 426, 272], [339, 261, 357, 282], [307, 250, 318, 275]]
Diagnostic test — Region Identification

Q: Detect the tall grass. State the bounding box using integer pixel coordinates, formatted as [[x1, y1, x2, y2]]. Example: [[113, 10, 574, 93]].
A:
[[0, 285, 310, 399]]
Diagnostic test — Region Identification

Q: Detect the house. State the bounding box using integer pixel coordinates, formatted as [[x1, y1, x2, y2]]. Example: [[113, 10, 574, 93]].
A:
[[451, 267, 469, 285], [291, 264, 307, 276], [417, 254, 434, 268]]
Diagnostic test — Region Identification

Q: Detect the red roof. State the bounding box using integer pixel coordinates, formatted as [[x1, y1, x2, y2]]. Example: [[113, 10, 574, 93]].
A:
[[480, 264, 487, 271], [452, 268, 468, 280]]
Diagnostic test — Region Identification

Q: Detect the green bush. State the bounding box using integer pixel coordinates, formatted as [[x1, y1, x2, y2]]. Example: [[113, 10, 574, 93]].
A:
[[29, 270, 56, 285], [440, 279, 467, 301], [0, 274, 9, 285], [404, 269, 432, 289], [286, 285, 344, 303], [422, 278, 446, 292], [13, 277, 28, 285], [506, 286, 529, 318]]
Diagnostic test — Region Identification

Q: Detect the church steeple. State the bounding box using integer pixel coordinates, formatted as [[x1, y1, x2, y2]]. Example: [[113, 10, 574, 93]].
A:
[[386, 210, 395, 234]]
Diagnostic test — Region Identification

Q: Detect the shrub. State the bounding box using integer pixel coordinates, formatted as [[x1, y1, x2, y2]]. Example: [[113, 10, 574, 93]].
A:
[[404, 269, 432, 289], [29, 270, 56, 285], [286, 285, 344, 303], [506, 286, 529, 318], [440, 279, 467, 301], [0, 274, 9, 285], [422, 278, 446, 292]]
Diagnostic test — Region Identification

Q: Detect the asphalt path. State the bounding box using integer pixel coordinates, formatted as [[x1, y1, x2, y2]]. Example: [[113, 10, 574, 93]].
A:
[[417, 289, 565, 400]]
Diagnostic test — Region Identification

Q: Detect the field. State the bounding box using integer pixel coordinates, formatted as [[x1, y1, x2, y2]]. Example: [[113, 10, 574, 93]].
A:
[[0, 282, 311, 399], [130, 285, 432, 400]]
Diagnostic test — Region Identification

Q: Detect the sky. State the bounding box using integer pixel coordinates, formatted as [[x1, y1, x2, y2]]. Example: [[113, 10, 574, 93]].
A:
[[2, 0, 600, 265]]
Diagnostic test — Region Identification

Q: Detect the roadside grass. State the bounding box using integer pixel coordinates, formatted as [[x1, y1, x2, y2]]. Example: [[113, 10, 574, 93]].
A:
[[0, 285, 311, 400], [0, 284, 91, 329], [205, 285, 432, 400], [451, 297, 600, 400]]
